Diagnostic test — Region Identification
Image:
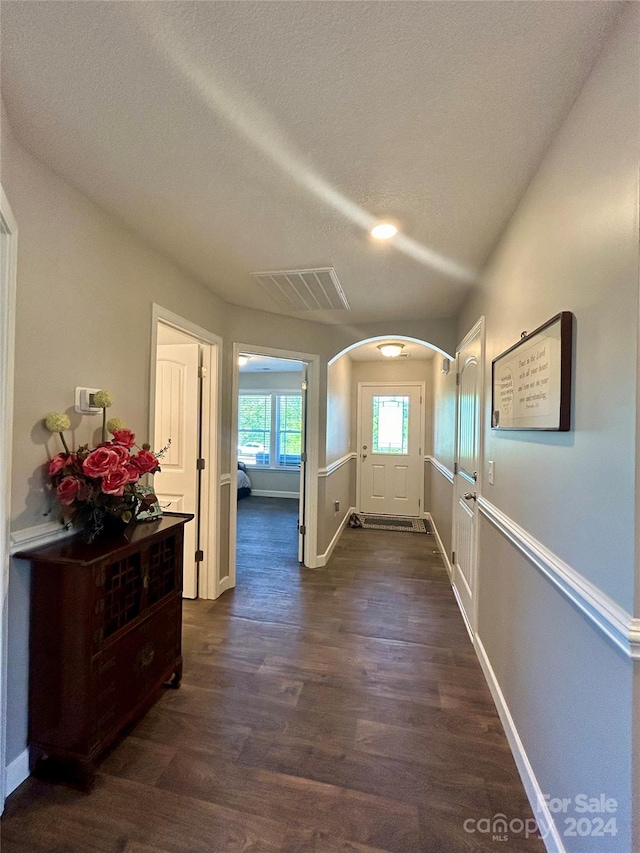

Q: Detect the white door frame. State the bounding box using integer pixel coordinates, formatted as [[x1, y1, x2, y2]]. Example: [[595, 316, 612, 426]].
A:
[[150, 305, 222, 600], [0, 188, 18, 812], [451, 317, 485, 636], [231, 342, 320, 577], [356, 381, 426, 517]]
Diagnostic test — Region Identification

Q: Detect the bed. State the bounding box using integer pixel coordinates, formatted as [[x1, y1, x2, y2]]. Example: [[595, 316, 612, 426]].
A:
[[237, 461, 252, 499]]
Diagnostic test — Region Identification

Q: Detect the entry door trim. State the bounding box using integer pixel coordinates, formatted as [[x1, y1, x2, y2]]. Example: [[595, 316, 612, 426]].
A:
[[452, 317, 485, 636], [230, 342, 320, 575], [150, 305, 222, 600], [356, 381, 426, 517], [0, 188, 18, 814]]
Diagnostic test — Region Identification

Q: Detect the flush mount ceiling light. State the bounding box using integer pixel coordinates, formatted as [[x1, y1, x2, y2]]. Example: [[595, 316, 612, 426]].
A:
[[370, 222, 398, 240], [238, 354, 250, 367], [378, 343, 404, 358]]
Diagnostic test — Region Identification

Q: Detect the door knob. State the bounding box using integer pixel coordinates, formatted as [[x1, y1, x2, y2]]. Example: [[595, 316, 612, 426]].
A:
[[463, 492, 477, 501], [362, 453, 368, 459]]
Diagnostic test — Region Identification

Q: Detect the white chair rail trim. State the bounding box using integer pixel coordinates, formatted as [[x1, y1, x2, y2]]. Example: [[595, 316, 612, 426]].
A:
[[426, 455, 454, 484], [478, 496, 639, 660], [318, 452, 357, 478], [219, 473, 233, 487]]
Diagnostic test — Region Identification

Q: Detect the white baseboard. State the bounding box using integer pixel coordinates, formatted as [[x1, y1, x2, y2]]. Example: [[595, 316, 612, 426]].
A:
[[426, 512, 453, 580], [316, 506, 355, 568], [433, 504, 564, 852], [251, 490, 299, 499], [5, 748, 29, 797], [451, 581, 474, 644], [474, 637, 564, 853]]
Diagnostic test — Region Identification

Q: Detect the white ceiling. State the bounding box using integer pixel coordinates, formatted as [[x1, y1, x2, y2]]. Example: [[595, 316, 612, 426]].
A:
[[1, 1, 621, 325]]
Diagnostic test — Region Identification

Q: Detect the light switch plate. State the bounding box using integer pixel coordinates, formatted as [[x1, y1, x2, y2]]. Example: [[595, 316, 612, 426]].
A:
[[488, 460, 495, 485], [75, 387, 102, 414]]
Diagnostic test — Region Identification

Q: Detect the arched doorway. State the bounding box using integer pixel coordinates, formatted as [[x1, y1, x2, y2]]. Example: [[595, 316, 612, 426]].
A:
[[319, 335, 454, 565]]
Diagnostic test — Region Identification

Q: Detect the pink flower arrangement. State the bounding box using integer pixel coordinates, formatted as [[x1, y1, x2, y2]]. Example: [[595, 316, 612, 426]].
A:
[[44, 394, 167, 541]]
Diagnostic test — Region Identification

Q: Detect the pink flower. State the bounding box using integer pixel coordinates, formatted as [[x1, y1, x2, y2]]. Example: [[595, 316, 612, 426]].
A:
[[49, 453, 73, 475], [110, 444, 131, 466], [132, 449, 159, 475], [101, 467, 130, 496], [83, 447, 119, 478], [112, 429, 136, 448], [56, 477, 81, 506], [124, 463, 140, 484]]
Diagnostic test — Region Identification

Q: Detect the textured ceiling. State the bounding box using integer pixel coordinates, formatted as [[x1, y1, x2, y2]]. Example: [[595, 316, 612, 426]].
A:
[[1, 1, 621, 324]]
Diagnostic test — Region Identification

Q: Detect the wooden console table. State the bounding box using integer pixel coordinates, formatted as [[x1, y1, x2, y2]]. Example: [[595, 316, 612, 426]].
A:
[[15, 512, 193, 788]]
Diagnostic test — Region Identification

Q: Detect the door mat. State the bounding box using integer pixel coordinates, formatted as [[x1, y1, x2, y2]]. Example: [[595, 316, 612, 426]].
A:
[[350, 514, 430, 534]]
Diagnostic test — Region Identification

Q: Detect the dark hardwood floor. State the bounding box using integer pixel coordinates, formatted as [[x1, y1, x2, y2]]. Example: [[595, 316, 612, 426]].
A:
[[1, 497, 544, 852]]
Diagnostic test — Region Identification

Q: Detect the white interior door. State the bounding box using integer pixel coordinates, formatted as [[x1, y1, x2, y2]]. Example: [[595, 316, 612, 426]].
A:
[[452, 321, 483, 631], [358, 384, 423, 516], [154, 343, 200, 599]]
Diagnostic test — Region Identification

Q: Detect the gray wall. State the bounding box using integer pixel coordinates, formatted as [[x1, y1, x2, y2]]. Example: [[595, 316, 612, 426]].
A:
[[428, 357, 456, 557], [459, 5, 638, 610], [326, 354, 352, 465], [479, 521, 632, 845], [458, 7, 639, 849], [318, 458, 356, 556], [244, 468, 300, 496], [429, 466, 453, 559], [319, 353, 356, 556], [431, 355, 456, 473]]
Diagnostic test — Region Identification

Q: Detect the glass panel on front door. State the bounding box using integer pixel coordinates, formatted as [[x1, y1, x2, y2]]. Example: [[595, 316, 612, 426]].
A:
[[372, 395, 409, 454]]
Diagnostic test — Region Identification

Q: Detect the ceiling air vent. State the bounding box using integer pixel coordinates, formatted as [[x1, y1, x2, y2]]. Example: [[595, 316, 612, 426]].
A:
[[251, 267, 350, 312]]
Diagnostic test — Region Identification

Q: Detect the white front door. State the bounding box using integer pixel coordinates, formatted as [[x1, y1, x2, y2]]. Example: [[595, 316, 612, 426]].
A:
[[452, 320, 483, 632], [154, 343, 200, 599], [358, 384, 423, 516]]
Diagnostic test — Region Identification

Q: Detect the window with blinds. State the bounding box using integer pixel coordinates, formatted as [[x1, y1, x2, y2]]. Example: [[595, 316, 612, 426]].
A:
[[276, 395, 302, 467], [238, 392, 302, 467], [238, 394, 271, 466]]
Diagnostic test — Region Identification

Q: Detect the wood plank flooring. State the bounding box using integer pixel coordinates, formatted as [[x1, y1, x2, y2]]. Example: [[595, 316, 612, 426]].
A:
[[1, 497, 544, 851]]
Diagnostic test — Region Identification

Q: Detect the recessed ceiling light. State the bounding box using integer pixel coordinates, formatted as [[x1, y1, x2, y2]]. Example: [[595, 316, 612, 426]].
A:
[[378, 343, 404, 358], [370, 223, 398, 240], [238, 354, 249, 367]]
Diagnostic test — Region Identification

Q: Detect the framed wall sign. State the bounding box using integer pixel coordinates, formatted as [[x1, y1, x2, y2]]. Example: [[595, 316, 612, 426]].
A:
[[491, 312, 573, 431]]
